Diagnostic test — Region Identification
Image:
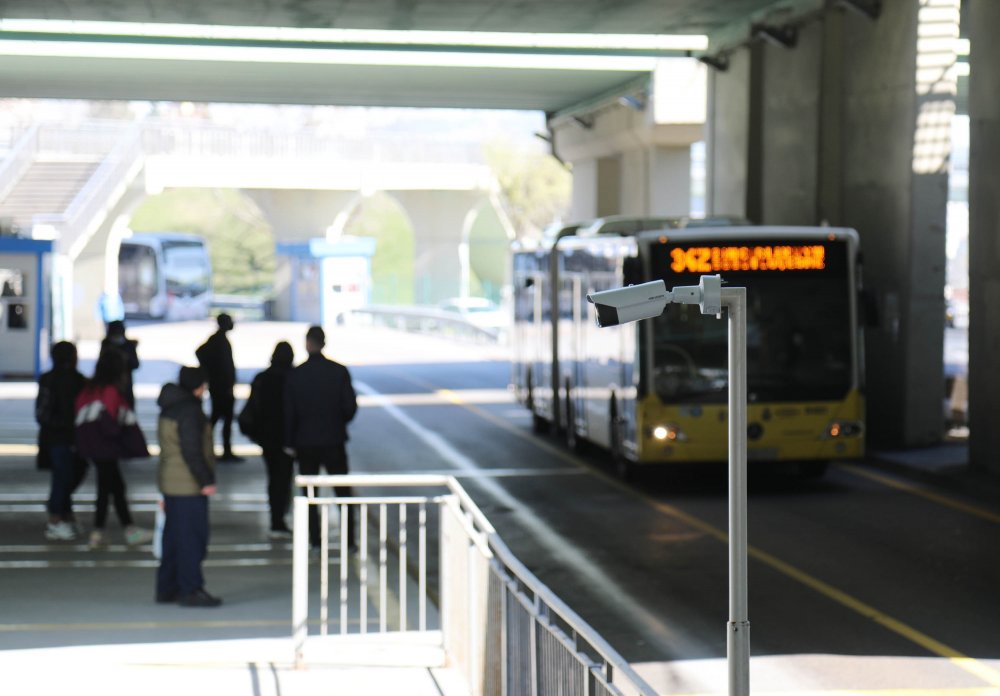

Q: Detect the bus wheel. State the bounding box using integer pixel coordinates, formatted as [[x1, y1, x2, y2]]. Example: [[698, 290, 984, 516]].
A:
[[532, 413, 550, 434], [799, 461, 829, 479], [527, 374, 549, 434]]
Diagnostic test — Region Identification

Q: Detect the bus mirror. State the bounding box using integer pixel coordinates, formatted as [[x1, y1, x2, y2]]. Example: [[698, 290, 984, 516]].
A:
[[587, 280, 669, 327]]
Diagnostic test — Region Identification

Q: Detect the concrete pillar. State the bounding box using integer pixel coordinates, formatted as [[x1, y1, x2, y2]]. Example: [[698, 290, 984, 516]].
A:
[[706, 0, 957, 448], [840, 0, 956, 447], [968, 0, 1000, 474], [707, 50, 751, 219], [391, 190, 489, 304], [553, 59, 704, 222]]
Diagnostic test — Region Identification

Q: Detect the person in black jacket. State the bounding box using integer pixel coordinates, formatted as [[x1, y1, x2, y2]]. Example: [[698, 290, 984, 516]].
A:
[[196, 313, 241, 462], [36, 341, 87, 541], [244, 341, 295, 537], [284, 325, 358, 548], [100, 320, 139, 408]]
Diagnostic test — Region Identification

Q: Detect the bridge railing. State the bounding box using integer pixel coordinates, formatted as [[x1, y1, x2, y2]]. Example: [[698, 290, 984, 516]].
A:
[[293, 474, 657, 696], [140, 119, 485, 163], [350, 304, 505, 344]]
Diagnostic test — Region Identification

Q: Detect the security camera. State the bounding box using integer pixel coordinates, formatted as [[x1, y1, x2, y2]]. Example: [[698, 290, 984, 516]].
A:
[[586, 280, 670, 327]]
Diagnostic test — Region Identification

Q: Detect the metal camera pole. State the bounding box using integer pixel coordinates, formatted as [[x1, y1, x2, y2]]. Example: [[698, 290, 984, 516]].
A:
[[721, 285, 749, 696], [587, 274, 749, 694]]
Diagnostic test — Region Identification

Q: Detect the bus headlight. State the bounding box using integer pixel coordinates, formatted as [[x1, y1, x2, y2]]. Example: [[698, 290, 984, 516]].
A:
[[825, 421, 863, 438], [651, 424, 686, 442]]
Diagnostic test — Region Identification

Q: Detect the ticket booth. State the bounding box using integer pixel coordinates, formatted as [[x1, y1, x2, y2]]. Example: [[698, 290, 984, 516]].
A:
[[0, 237, 52, 378]]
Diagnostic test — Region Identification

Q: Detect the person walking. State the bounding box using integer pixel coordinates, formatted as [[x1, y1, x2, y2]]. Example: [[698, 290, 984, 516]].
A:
[[100, 319, 140, 408], [241, 341, 295, 538], [196, 313, 241, 462], [155, 366, 222, 607], [284, 326, 358, 549], [75, 348, 152, 550], [36, 341, 87, 541]]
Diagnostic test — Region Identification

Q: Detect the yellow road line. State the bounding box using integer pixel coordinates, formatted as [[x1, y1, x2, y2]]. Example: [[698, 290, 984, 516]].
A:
[[424, 383, 1000, 689], [840, 464, 1000, 524]]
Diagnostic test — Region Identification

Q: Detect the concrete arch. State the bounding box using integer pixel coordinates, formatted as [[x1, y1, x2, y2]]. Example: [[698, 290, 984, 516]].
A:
[[460, 192, 516, 302], [341, 191, 417, 305]]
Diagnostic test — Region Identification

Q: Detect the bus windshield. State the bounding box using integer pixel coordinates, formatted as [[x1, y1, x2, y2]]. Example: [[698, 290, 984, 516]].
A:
[[162, 241, 210, 296], [648, 239, 853, 403]]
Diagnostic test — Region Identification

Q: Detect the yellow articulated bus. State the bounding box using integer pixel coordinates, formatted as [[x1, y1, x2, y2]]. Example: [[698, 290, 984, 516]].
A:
[[511, 224, 865, 479]]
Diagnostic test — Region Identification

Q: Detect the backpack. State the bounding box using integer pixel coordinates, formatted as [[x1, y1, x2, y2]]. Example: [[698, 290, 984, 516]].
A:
[[237, 378, 262, 444]]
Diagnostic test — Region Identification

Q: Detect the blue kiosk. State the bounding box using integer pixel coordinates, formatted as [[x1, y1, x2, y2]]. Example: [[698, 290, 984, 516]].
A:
[[275, 236, 376, 324], [0, 237, 52, 379]]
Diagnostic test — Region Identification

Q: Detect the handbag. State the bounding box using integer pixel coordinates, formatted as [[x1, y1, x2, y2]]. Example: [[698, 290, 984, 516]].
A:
[[238, 378, 262, 443]]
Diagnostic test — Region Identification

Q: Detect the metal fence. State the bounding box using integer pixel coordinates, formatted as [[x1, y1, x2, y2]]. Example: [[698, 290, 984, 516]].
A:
[[292, 474, 657, 696], [350, 305, 505, 344]]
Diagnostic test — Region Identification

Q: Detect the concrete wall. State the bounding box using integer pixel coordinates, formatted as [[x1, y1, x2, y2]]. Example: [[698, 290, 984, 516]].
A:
[[706, 0, 957, 448], [968, 0, 1000, 474]]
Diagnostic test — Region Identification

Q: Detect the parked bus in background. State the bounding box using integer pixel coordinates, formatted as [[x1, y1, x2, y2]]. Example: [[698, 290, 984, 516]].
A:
[[511, 223, 865, 479], [118, 232, 213, 321]]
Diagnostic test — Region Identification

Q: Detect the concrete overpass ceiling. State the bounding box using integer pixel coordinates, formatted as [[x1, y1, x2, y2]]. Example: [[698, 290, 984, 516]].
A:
[[0, 1, 783, 35], [0, 0, 787, 110]]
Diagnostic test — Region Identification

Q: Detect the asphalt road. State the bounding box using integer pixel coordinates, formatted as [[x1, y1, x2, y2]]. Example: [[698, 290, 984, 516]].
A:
[[1, 319, 997, 695]]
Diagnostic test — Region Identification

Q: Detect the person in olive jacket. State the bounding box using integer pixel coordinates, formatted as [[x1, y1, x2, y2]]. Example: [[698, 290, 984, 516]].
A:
[[284, 325, 358, 549], [155, 366, 221, 608]]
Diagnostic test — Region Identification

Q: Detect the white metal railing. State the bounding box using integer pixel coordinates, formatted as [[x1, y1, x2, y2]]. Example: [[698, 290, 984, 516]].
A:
[[0, 124, 39, 204], [33, 124, 145, 257], [292, 474, 657, 696]]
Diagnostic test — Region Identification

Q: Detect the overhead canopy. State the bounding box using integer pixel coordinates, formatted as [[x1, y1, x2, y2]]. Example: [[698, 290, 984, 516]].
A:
[[0, 0, 788, 111]]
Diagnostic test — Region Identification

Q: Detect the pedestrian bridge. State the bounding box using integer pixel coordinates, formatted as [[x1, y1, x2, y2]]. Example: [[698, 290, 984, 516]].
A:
[[0, 119, 511, 340]]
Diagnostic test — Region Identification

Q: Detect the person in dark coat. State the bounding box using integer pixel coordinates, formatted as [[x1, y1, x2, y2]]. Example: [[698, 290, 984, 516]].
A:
[[155, 366, 221, 608], [245, 341, 295, 537], [100, 319, 139, 408], [196, 313, 241, 462], [284, 325, 358, 548], [36, 341, 87, 541]]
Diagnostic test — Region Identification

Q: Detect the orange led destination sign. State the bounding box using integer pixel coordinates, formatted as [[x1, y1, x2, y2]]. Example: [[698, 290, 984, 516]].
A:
[[669, 244, 827, 273]]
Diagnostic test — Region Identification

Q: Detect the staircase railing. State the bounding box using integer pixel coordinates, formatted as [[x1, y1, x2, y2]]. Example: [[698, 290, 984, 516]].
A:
[[0, 124, 39, 205], [32, 124, 145, 257]]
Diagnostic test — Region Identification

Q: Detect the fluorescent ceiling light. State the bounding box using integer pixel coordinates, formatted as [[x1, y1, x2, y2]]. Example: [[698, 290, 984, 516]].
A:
[[0, 19, 708, 52], [0, 39, 663, 70]]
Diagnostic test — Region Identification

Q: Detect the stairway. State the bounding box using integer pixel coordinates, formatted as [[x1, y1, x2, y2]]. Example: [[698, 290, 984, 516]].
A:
[[0, 160, 100, 232]]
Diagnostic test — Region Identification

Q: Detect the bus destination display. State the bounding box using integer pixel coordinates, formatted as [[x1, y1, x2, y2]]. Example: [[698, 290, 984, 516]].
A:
[[668, 244, 827, 274]]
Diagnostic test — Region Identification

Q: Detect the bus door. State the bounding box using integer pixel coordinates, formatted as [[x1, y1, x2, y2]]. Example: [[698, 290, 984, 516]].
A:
[[532, 270, 552, 412], [568, 273, 586, 434]]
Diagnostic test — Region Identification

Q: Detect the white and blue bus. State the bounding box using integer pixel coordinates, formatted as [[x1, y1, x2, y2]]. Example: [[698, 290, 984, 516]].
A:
[[118, 232, 213, 320]]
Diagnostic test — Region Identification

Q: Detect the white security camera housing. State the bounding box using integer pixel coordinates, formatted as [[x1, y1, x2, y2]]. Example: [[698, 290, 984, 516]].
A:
[[586, 280, 670, 327]]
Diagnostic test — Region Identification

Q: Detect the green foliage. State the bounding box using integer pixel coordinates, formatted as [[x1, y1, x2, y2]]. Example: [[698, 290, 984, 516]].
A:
[[343, 193, 415, 305], [129, 188, 276, 296], [484, 140, 571, 239]]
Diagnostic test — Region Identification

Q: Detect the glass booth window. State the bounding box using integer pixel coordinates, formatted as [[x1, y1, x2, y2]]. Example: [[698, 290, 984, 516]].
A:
[[0, 269, 25, 297]]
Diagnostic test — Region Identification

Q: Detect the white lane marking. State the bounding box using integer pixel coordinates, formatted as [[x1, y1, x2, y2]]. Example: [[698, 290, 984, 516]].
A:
[[354, 380, 686, 651]]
